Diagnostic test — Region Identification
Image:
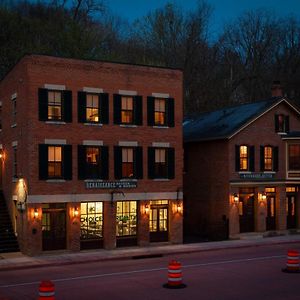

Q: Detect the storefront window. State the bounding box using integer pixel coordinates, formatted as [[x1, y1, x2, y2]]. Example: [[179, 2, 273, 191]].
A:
[[116, 201, 137, 236], [80, 202, 103, 240]]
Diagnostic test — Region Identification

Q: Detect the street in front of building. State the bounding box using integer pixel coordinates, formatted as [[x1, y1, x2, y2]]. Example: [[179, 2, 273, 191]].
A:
[[0, 242, 300, 300]]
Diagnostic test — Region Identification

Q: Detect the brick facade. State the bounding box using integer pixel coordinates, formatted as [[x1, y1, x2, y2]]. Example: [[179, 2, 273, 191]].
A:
[[0, 55, 183, 255]]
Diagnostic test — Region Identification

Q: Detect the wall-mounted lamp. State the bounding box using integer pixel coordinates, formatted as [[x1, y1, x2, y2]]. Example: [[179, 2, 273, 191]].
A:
[[144, 204, 150, 214], [74, 207, 79, 217], [0, 149, 4, 160], [33, 208, 39, 219], [177, 202, 182, 213], [262, 193, 267, 201], [233, 193, 239, 203]]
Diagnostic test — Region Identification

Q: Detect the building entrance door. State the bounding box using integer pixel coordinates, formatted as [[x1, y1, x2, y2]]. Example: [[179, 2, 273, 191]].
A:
[[266, 195, 276, 231], [150, 200, 168, 242], [42, 203, 66, 251], [239, 195, 254, 233], [286, 195, 297, 229]]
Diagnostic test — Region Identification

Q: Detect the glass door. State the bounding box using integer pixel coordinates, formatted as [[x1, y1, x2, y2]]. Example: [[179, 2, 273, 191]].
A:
[[150, 200, 168, 242]]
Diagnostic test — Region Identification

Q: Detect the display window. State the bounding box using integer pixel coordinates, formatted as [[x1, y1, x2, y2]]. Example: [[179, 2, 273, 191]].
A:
[[116, 201, 137, 236]]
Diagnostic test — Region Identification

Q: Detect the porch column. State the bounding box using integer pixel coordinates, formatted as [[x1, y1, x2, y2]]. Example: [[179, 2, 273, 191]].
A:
[[103, 201, 116, 249], [255, 187, 266, 232], [137, 200, 150, 246], [169, 199, 183, 244], [276, 185, 286, 231], [229, 187, 239, 238]]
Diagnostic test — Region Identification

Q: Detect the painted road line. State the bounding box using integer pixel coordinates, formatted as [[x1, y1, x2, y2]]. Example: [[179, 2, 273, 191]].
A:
[[0, 255, 285, 289]]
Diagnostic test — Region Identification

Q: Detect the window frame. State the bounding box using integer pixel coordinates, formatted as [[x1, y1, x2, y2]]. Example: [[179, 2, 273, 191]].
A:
[[85, 146, 101, 179], [263, 146, 273, 171], [12, 97, 17, 125], [154, 98, 167, 126], [154, 148, 168, 178], [121, 147, 134, 178], [239, 145, 249, 171], [116, 201, 137, 237], [47, 145, 63, 179], [47, 90, 63, 121], [121, 96, 134, 125], [86, 93, 100, 123], [12, 146, 17, 178]]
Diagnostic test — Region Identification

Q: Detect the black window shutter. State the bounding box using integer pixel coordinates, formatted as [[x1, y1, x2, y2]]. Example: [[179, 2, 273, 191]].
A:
[[147, 96, 155, 126], [100, 93, 109, 124], [114, 146, 122, 179], [63, 90, 72, 123], [135, 146, 143, 179], [273, 146, 279, 171], [167, 98, 175, 127], [249, 146, 255, 172], [63, 145, 72, 180], [113, 94, 121, 124], [39, 144, 48, 180], [134, 96, 143, 125], [38, 88, 48, 121], [275, 114, 279, 132], [167, 148, 175, 179], [78, 91, 86, 123], [78, 145, 86, 180], [235, 145, 240, 171], [148, 147, 155, 179], [260, 146, 264, 171], [285, 115, 290, 133], [101, 146, 109, 179]]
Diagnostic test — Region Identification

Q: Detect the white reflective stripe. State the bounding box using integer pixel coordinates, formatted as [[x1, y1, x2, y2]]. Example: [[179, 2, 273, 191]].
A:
[[286, 264, 300, 267], [168, 278, 182, 282], [287, 256, 299, 260], [168, 269, 182, 273], [39, 291, 55, 296]]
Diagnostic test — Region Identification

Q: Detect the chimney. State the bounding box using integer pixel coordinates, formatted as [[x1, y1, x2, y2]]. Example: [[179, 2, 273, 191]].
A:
[[271, 80, 283, 97]]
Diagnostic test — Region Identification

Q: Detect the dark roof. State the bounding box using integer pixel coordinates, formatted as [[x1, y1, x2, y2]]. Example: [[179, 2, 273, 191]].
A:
[[183, 97, 288, 143], [282, 131, 300, 139]]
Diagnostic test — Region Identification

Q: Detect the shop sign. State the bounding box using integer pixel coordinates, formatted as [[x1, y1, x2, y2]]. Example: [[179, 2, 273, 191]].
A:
[[85, 181, 137, 189], [239, 173, 274, 180]]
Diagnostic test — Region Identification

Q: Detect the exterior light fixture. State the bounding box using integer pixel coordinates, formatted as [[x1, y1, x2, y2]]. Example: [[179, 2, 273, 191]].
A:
[[177, 202, 182, 213], [74, 207, 79, 217], [144, 204, 150, 214], [262, 193, 267, 201], [233, 193, 239, 203], [33, 208, 39, 219], [0, 149, 4, 160]]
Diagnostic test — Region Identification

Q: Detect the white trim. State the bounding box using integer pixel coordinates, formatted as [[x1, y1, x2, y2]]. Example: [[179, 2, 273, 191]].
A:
[[83, 140, 103, 146], [11, 124, 17, 128], [152, 93, 170, 98], [152, 142, 170, 148], [118, 141, 138, 147], [120, 124, 138, 128], [229, 98, 300, 139], [230, 181, 289, 186], [11, 93, 17, 100], [12, 141, 18, 147], [44, 139, 66, 145], [83, 87, 104, 94], [12, 195, 18, 201], [27, 192, 181, 203], [46, 179, 66, 183], [45, 121, 66, 125], [118, 90, 137, 96], [84, 123, 103, 127], [282, 137, 300, 140], [153, 126, 169, 129], [44, 84, 66, 90]]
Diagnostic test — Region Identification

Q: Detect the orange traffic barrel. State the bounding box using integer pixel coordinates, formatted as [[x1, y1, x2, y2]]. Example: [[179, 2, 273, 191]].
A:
[[282, 250, 300, 273], [38, 280, 55, 299], [163, 260, 186, 289]]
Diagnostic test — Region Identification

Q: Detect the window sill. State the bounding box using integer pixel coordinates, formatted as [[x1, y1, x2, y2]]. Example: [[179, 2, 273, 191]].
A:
[[153, 178, 170, 181], [152, 125, 169, 129], [46, 179, 66, 183], [120, 124, 138, 128], [11, 124, 17, 128], [277, 132, 288, 135], [238, 171, 252, 174], [45, 121, 66, 125], [263, 171, 276, 174], [84, 179, 103, 182], [84, 123, 103, 127], [120, 178, 138, 182]]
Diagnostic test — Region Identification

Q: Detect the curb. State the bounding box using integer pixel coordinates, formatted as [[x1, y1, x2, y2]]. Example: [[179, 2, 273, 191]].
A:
[[1, 239, 300, 272]]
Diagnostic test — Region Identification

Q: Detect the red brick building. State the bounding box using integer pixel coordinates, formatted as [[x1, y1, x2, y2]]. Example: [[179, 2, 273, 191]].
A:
[[0, 54, 183, 255], [184, 92, 300, 240]]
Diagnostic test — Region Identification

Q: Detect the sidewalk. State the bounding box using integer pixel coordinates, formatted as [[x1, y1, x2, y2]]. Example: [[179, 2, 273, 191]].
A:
[[1, 234, 300, 272]]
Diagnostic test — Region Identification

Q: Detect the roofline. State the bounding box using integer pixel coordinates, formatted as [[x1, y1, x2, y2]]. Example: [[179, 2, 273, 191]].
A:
[[228, 98, 300, 139], [0, 53, 183, 83]]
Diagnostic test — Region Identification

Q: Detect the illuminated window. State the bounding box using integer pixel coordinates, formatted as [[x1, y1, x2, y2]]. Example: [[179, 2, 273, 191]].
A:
[[264, 146, 273, 171], [154, 98, 166, 126], [155, 148, 167, 178], [288, 144, 300, 170], [116, 201, 137, 236], [121, 96, 133, 124], [48, 91, 62, 120], [86, 94, 99, 122], [286, 187, 296, 193], [122, 148, 134, 178], [48, 146, 62, 178], [240, 146, 248, 171], [80, 202, 103, 240], [265, 187, 275, 193], [86, 147, 100, 178]]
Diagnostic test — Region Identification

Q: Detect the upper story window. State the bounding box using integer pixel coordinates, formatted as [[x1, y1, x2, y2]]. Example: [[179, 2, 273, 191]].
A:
[[39, 88, 72, 123], [275, 114, 289, 133], [12, 96, 17, 125], [148, 147, 175, 179], [147, 96, 174, 127], [78, 92, 109, 124], [260, 146, 278, 172], [78, 145, 108, 180], [48, 91, 62, 120], [288, 144, 300, 171], [113, 94, 142, 126], [235, 145, 255, 172], [39, 144, 72, 180], [114, 146, 143, 179]]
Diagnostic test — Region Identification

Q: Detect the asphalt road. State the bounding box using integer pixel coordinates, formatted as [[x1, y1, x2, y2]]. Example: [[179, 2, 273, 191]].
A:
[[0, 242, 300, 300]]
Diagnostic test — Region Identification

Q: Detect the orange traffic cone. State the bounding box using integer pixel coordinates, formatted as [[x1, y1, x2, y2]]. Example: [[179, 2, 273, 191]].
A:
[[163, 260, 186, 289], [282, 250, 300, 273], [38, 280, 55, 299]]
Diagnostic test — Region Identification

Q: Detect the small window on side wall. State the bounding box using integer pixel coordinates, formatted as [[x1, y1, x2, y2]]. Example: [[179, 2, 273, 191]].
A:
[[275, 114, 289, 133], [235, 145, 255, 172]]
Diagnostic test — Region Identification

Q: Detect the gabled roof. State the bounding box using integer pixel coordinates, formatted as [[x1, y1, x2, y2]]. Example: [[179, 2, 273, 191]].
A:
[[183, 97, 300, 143]]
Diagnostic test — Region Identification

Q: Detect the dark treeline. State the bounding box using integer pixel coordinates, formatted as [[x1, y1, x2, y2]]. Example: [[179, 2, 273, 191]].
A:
[[1, 0, 300, 114]]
